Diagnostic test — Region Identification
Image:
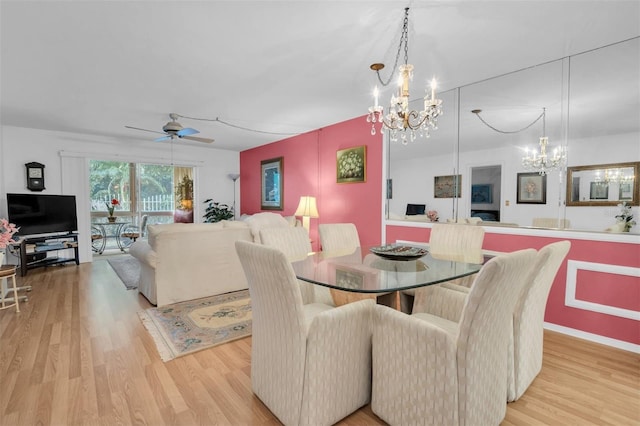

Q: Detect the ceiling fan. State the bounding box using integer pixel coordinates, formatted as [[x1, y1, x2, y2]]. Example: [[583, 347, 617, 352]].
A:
[[125, 113, 215, 143]]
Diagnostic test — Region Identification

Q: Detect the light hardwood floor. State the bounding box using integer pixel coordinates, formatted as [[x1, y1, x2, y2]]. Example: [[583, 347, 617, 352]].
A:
[[1, 258, 638, 425]]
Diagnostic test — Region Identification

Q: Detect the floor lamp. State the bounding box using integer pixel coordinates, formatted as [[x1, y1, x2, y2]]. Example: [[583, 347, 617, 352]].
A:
[[228, 173, 240, 219]]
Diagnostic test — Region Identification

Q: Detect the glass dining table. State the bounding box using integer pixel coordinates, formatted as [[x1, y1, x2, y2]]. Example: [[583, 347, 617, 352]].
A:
[[291, 245, 485, 311]]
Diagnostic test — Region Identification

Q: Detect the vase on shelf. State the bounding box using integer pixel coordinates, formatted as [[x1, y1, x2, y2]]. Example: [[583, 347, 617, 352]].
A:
[[107, 216, 116, 223]]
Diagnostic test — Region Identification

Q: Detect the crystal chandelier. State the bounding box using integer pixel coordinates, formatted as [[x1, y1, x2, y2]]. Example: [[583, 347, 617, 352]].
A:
[[594, 168, 635, 184], [366, 8, 443, 145], [521, 108, 566, 175]]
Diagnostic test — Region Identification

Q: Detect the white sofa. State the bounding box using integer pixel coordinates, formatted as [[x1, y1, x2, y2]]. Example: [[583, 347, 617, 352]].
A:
[[129, 213, 300, 307], [129, 221, 253, 306]]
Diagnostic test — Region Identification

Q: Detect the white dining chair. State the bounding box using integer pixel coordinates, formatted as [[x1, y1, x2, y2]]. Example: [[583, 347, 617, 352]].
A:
[[318, 223, 360, 256], [235, 241, 374, 426], [412, 240, 571, 401], [259, 226, 334, 306], [372, 249, 537, 426], [401, 223, 485, 312]]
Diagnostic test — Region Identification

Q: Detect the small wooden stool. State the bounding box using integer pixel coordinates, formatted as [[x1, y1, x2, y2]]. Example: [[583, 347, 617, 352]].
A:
[[0, 265, 20, 312]]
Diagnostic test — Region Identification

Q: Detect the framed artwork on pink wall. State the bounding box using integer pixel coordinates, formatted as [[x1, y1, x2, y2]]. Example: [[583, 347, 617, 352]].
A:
[[261, 157, 283, 210], [337, 146, 366, 183]]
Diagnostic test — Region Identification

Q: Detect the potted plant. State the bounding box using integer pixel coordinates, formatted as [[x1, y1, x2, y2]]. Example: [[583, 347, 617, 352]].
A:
[[175, 175, 194, 210], [203, 199, 234, 223], [174, 176, 194, 223], [106, 198, 119, 222]]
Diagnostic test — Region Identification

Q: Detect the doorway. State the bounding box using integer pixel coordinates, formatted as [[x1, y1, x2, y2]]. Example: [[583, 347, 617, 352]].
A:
[[470, 165, 502, 221]]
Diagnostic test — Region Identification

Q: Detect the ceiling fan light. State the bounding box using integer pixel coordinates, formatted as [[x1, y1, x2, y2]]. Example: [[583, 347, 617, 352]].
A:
[[162, 121, 183, 133]]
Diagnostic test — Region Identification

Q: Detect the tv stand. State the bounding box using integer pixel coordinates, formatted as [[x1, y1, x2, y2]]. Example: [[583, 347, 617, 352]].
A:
[[16, 233, 79, 276]]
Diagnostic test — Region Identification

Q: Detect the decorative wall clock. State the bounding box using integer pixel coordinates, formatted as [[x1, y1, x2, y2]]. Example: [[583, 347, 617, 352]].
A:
[[25, 162, 45, 191]]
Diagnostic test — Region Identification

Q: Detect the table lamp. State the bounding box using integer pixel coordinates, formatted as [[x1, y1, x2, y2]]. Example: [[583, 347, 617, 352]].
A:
[[294, 196, 319, 233]]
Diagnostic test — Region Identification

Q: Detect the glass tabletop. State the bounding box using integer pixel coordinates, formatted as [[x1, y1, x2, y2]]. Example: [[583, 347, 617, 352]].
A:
[[291, 246, 484, 293]]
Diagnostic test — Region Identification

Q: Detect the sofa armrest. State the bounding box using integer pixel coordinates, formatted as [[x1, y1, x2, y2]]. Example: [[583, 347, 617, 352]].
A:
[[129, 240, 157, 268]]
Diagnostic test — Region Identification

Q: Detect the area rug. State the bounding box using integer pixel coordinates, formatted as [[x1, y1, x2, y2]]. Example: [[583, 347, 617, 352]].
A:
[[106, 255, 140, 290], [138, 289, 252, 362]]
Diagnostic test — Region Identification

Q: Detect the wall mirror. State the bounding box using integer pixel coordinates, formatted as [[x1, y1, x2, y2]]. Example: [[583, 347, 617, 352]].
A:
[[566, 162, 639, 206], [385, 37, 639, 233]]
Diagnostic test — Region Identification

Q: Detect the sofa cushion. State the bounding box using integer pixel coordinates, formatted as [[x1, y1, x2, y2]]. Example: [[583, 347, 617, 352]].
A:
[[221, 220, 250, 229], [243, 212, 290, 243], [147, 222, 225, 249], [283, 215, 298, 227]]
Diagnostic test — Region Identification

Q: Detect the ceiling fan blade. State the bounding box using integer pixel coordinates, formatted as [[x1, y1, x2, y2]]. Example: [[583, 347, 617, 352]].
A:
[[176, 127, 199, 137], [125, 125, 166, 135], [154, 135, 172, 142], [181, 135, 215, 143]]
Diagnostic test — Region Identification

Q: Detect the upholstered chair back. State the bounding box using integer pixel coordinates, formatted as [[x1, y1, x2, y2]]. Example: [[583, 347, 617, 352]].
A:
[[508, 240, 571, 401], [455, 249, 536, 423], [401, 223, 485, 312], [235, 241, 309, 425], [259, 227, 330, 305], [371, 249, 537, 426], [318, 223, 360, 256], [429, 223, 485, 263], [260, 227, 311, 261], [236, 241, 374, 426]]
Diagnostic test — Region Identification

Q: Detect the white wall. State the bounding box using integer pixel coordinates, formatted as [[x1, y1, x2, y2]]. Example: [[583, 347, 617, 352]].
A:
[[1, 125, 241, 262]]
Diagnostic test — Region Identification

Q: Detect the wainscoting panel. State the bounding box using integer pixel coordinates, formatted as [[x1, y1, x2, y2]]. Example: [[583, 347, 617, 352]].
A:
[[565, 260, 640, 321]]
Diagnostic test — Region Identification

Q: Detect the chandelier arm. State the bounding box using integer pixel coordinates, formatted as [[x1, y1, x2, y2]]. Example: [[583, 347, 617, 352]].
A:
[[404, 110, 430, 130], [474, 110, 545, 134]]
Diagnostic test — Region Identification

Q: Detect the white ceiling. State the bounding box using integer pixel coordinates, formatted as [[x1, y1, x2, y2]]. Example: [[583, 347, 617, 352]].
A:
[[1, 1, 639, 152]]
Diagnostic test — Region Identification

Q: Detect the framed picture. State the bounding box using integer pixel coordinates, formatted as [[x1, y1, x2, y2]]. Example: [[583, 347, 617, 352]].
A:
[[589, 182, 609, 200], [335, 268, 364, 290], [517, 172, 547, 204], [434, 175, 461, 198], [261, 157, 283, 210], [337, 146, 366, 183], [471, 184, 492, 204], [619, 183, 633, 200]]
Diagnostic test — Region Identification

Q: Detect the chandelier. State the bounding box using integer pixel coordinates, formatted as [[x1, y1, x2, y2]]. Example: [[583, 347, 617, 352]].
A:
[[366, 8, 443, 145], [594, 168, 635, 184], [472, 107, 566, 176], [521, 108, 566, 175]]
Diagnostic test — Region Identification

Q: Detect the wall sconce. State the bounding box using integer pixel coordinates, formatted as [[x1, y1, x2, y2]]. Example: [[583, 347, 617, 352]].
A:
[[294, 196, 319, 233]]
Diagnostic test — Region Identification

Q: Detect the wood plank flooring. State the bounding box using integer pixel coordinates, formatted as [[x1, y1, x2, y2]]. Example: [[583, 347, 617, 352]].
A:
[[1, 258, 638, 425]]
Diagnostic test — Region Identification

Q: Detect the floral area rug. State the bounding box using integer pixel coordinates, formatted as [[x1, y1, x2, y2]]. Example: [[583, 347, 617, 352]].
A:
[[138, 289, 251, 361]]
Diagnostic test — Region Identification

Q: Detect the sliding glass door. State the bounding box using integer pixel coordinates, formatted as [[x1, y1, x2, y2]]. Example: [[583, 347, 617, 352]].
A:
[[90, 160, 194, 246]]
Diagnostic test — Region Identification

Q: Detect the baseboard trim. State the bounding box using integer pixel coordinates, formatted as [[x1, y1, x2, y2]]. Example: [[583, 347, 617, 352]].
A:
[[543, 322, 640, 353]]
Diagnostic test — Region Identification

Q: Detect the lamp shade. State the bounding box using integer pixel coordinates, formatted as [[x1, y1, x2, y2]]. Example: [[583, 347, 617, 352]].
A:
[[295, 196, 319, 218]]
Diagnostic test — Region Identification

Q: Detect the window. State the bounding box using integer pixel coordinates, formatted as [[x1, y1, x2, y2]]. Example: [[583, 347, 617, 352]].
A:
[[90, 160, 193, 227]]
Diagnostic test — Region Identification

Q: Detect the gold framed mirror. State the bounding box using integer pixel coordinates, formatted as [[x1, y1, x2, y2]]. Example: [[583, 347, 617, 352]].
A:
[[566, 162, 639, 206]]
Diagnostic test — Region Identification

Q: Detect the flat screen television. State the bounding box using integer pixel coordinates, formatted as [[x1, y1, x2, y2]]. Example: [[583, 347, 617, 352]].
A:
[[6, 193, 78, 237], [405, 203, 426, 215]]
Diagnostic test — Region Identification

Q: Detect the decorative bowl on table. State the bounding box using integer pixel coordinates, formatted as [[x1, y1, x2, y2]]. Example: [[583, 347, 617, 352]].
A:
[[369, 244, 429, 261]]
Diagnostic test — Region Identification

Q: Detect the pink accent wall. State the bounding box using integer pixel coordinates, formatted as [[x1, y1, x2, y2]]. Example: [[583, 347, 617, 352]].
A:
[[240, 116, 383, 251], [386, 225, 640, 346], [240, 114, 639, 348]]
